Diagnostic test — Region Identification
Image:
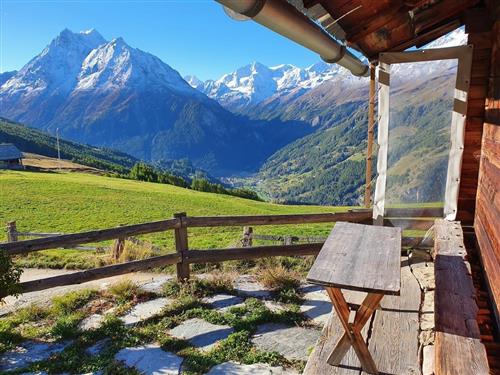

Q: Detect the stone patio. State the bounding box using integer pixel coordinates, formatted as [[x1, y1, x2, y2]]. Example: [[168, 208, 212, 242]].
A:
[[168, 318, 235, 351], [0, 341, 71, 372], [299, 285, 332, 326], [206, 361, 300, 374], [120, 297, 172, 326], [79, 313, 105, 331], [251, 323, 321, 361], [115, 343, 183, 374], [233, 275, 272, 298], [201, 293, 245, 312]]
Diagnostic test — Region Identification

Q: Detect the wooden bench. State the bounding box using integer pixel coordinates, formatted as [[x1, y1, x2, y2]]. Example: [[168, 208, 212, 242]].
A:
[[433, 219, 490, 375], [305, 222, 401, 374]]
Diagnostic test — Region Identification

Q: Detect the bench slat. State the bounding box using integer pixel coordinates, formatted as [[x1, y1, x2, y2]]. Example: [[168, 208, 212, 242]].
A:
[[434, 219, 489, 375]]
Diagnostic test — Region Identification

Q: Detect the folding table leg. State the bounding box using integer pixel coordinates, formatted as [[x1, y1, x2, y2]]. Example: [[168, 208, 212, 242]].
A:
[[325, 288, 384, 375]]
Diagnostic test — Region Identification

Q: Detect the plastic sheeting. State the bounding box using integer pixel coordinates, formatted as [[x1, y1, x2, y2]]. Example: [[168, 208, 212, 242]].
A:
[[373, 46, 473, 226]]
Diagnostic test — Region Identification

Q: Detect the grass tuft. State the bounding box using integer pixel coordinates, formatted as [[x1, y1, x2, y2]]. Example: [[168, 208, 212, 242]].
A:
[[51, 289, 97, 315], [163, 274, 235, 299], [257, 264, 300, 291], [107, 280, 143, 305]]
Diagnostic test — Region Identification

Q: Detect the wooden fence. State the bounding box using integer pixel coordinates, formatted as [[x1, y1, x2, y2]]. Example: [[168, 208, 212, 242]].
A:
[[0, 207, 441, 298]]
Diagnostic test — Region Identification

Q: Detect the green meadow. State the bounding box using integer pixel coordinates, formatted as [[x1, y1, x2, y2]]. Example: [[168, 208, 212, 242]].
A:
[[0, 170, 350, 269]]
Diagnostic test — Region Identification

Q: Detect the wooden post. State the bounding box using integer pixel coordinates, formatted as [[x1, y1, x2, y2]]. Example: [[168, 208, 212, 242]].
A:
[[241, 226, 253, 247], [364, 64, 376, 208], [112, 225, 125, 262], [284, 235, 293, 245], [6, 221, 18, 242], [174, 212, 190, 281]]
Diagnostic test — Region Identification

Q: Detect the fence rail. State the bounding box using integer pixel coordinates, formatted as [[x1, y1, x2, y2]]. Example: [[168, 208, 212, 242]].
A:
[[1, 207, 438, 298]]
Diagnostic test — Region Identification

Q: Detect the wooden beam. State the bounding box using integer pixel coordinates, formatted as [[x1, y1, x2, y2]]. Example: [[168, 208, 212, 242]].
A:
[[186, 243, 322, 264], [386, 20, 461, 55], [384, 207, 444, 217], [364, 65, 376, 208], [1, 219, 181, 256], [184, 211, 372, 227], [4, 253, 181, 297], [347, 4, 407, 44]]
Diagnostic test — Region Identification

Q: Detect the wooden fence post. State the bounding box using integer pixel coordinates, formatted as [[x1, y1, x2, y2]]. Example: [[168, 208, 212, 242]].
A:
[[6, 221, 18, 242], [112, 224, 125, 262], [241, 226, 253, 247], [174, 212, 190, 281]]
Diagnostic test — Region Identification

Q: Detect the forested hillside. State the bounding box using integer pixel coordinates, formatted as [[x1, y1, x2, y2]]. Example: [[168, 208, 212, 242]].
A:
[[0, 118, 137, 173]]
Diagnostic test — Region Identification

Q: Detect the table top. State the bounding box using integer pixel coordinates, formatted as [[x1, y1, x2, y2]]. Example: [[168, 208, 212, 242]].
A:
[[306, 222, 401, 295]]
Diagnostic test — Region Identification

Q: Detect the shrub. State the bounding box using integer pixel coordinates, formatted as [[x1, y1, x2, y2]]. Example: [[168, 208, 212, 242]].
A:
[[0, 250, 22, 302], [50, 313, 83, 339]]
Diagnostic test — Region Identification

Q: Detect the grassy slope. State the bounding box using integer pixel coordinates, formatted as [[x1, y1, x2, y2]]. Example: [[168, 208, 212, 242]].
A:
[[0, 171, 348, 269]]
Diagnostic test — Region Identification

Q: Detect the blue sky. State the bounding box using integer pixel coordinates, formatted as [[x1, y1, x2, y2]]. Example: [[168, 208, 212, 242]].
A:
[[0, 0, 321, 80]]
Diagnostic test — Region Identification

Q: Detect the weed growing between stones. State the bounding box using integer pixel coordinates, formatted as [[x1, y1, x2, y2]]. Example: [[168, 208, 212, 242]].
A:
[[162, 275, 235, 299], [107, 280, 144, 304], [51, 289, 98, 315]]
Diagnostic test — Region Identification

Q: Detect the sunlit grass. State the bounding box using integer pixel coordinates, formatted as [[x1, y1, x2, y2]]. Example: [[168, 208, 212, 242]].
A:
[[0, 170, 351, 269]]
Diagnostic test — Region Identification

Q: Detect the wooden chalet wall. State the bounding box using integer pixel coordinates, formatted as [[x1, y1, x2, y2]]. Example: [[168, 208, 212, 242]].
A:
[[465, 5, 500, 330], [457, 10, 491, 225]]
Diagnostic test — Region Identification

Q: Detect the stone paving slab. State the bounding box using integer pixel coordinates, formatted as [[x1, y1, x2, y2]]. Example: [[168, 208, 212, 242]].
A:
[[115, 343, 183, 374], [410, 265, 435, 291], [299, 285, 331, 326], [169, 318, 234, 351], [251, 323, 321, 361], [205, 361, 299, 374], [201, 294, 245, 312], [0, 341, 71, 371], [79, 313, 105, 331], [86, 338, 111, 356], [263, 300, 286, 313], [139, 276, 173, 294], [233, 276, 271, 299], [120, 297, 172, 326], [422, 345, 435, 375]]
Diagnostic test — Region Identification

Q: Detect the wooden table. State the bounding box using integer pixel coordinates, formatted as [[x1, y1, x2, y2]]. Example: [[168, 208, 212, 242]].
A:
[[306, 222, 401, 374]]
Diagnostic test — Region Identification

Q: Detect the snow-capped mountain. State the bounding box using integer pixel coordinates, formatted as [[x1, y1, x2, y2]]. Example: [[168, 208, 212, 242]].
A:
[[190, 61, 364, 111], [0, 29, 310, 173], [189, 27, 467, 113]]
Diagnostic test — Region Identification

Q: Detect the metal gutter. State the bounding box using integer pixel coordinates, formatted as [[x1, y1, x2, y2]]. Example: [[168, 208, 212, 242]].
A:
[[216, 0, 369, 77]]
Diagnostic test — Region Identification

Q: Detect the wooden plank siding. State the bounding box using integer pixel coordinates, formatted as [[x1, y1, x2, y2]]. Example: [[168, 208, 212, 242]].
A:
[[457, 14, 492, 225], [474, 12, 500, 332]]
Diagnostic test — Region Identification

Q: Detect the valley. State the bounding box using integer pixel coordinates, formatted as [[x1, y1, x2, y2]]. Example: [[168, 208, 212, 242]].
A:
[[0, 27, 467, 205]]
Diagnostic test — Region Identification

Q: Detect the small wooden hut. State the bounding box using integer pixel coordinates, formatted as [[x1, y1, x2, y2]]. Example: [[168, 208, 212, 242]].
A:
[[0, 143, 23, 169]]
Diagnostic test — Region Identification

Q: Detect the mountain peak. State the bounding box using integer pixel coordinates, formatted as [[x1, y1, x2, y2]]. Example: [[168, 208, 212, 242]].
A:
[[185, 75, 204, 89], [110, 36, 126, 45]]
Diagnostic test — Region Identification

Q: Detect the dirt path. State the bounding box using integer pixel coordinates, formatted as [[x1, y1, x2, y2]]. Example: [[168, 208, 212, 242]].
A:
[[0, 268, 173, 316]]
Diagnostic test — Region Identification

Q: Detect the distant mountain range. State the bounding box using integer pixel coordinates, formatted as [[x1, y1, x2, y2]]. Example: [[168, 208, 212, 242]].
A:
[[185, 61, 364, 112], [0, 27, 467, 204], [0, 29, 310, 175]]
